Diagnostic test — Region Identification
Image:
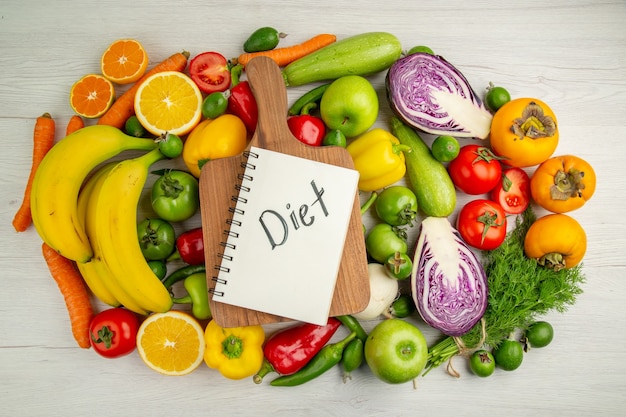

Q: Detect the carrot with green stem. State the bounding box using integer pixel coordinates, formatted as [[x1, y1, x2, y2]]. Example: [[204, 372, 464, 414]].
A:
[[12, 113, 56, 232], [65, 115, 84, 135], [41, 242, 94, 349], [97, 50, 190, 129], [236, 33, 336, 68]]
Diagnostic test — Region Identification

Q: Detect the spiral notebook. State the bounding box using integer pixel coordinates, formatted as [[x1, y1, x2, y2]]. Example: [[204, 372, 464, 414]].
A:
[[210, 146, 360, 325]]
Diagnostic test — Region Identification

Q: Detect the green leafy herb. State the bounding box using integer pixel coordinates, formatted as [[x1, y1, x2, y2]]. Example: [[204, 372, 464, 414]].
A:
[[424, 207, 586, 376]]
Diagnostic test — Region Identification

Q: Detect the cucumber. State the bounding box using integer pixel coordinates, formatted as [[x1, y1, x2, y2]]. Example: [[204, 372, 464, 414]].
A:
[[390, 116, 456, 217], [282, 32, 402, 86]]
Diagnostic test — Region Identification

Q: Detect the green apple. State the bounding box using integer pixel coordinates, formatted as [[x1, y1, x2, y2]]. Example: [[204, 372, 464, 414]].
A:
[[364, 319, 428, 384], [319, 75, 379, 138]]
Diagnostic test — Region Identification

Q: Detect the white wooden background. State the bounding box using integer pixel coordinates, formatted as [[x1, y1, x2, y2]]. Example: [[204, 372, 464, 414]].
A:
[[1, 0, 625, 416]]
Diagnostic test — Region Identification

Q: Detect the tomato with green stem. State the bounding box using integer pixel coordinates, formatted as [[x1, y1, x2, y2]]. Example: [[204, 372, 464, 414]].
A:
[[490, 167, 531, 214], [375, 186, 418, 227], [457, 199, 507, 250], [365, 223, 408, 263], [151, 169, 199, 222], [89, 308, 140, 358], [137, 218, 176, 261], [448, 144, 505, 195]]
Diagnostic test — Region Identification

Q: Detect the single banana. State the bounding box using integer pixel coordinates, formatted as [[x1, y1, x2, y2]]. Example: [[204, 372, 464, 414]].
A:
[[75, 163, 121, 308], [30, 125, 157, 263], [80, 162, 149, 315], [94, 148, 173, 313]]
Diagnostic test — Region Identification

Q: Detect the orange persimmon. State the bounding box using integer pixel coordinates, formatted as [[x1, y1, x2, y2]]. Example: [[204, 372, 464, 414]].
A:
[[489, 98, 558, 168], [530, 154, 596, 213], [524, 213, 587, 270]]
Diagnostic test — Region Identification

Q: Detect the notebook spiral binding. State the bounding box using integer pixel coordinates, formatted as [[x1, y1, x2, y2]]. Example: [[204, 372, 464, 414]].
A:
[[209, 150, 259, 297]]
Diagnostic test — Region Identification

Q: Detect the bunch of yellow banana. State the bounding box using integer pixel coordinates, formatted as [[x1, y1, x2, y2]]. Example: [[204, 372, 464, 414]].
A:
[[76, 147, 173, 314], [30, 125, 157, 263], [31, 125, 173, 314]]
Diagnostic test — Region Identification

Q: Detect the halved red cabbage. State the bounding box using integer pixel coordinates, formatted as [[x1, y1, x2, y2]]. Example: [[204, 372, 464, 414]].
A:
[[386, 53, 492, 139], [411, 217, 488, 337]]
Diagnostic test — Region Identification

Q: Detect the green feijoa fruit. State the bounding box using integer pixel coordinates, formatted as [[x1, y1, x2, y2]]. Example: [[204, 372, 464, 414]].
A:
[[485, 83, 511, 112], [322, 129, 347, 147], [525, 321, 554, 349], [202, 92, 229, 120], [469, 350, 496, 377], [388, 294, 415, 318], [243, 27, 285, 53], [125, 115, 147, 138], [431, 135, 460, 162], [493, 339, 524, 371], [407, 45, 434, 55]]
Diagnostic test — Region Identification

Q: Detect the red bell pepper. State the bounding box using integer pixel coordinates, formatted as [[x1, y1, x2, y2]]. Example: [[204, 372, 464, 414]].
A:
[[253, 317, 341, 384], [227, 64, 258, 138], [287, 102, 326, 147], [167, 227, 205, 265]]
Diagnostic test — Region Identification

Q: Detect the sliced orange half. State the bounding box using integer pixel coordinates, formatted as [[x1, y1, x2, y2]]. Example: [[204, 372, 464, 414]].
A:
[[134, 70, 203, 136], [100, 39, 149, 85], [69, 74, 115, 119], [136, 311, 206, 376]]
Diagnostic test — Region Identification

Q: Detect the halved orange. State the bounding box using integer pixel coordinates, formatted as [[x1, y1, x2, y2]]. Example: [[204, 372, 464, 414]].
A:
[[100, 39, 148, 85], [134, 70, 203, 136], [69, 74, 115, 119], [136, 311, 205, 376]]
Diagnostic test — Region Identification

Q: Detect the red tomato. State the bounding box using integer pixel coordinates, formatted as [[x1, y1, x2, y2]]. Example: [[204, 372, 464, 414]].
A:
[[89, 308, 140, 358], [490, 167, 531, 214], [448, 144, 504, 195], [188, 52, 231, 94], [457, 199, 507, 250]]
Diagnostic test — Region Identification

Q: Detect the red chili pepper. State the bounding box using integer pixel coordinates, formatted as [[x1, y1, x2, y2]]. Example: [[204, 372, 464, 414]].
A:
[[169, 227, 205, 265], [227, 64, 258, 138], [287, 102, 326, 146], [253, 317, 341, 384]]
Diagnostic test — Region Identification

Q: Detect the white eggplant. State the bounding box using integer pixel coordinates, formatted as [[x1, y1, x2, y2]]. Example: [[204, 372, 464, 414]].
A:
[[411, 217, 488, 336]]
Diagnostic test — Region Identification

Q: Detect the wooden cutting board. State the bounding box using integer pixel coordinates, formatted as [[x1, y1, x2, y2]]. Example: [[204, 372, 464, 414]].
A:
[[198, 56, 369, 328]]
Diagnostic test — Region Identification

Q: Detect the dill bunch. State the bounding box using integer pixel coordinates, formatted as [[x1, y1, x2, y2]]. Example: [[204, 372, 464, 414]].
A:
[[424, 207, 586, 375]]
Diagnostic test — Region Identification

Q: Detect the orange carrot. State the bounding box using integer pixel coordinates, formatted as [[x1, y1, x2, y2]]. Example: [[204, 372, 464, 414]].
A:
[[41, 242, 94, 349], [12, 113, 56, 232], [236, 33, 336, 68], [65, 115, 84, 135], [97, 50, 190, 129]]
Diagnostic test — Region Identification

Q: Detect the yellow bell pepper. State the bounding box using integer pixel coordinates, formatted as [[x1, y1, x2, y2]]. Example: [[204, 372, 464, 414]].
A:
[[182, 114, 248, 178], [346, 128, 410, 192], [203, 320, 265, 380]]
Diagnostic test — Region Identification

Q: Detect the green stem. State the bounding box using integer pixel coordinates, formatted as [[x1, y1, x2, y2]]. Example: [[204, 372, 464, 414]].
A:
[[423, 336, 459, 376], [360, 192, 378, 215]]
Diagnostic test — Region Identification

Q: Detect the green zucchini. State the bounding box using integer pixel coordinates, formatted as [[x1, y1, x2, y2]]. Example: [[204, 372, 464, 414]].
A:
[[282, 32, 402, 86], [390, 116, 456, 217]]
